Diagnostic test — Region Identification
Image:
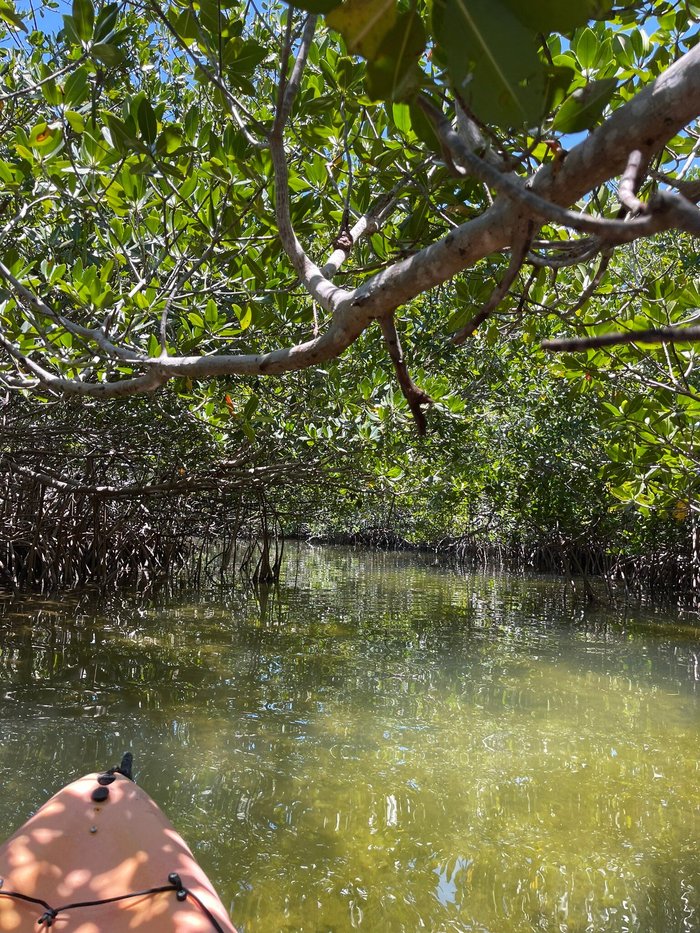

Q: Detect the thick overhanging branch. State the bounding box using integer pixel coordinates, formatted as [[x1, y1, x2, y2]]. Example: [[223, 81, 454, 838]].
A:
[[0, 43, 699, 398], [341, 43, 700, 319], [268, 13, 346, 313], [417, 97, 700, 242], [0, 330, 166, 397]]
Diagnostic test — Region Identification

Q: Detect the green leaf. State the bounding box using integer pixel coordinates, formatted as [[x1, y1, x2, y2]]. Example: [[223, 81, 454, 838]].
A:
[[0, 2, 26, 32], [93, 2, 119, 42], [72, 0, 94, 41], [41, 78, 61, 107], [552, 77, 617, 132], [227, 39, 268, 75], [171, 6, 200, 42], [234, 304, 252, 332], [502, 0, 613, 34], [65, 110, 85, 133], [365, 8, 426, 101], [243, 394, 259, 419], [137, 97, 158, 146], [101, 112, 137, 153], [0, 160, 16, 184], [63, 66, 89, 108], [198, 0, 221, 34], [155, 126, 185, 155], [542, 65, 575, 115], [391, 103, 412, 134], [61, 14, 82, 45], [92, 42, 124, 67], [408, 99, 441, 152], [574, 26, 599, 70], [433, 0, 548, 127], [205, 298, 219, 325]]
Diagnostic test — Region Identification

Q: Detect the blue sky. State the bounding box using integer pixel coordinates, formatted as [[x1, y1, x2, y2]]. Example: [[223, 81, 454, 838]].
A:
[[19, 1, 67, 35]]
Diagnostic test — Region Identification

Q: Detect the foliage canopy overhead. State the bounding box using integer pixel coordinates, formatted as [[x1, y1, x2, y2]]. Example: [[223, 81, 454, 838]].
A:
[[0, 0, 697, 435]]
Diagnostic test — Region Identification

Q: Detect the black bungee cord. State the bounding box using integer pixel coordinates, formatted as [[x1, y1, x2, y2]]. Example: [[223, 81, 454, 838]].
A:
[[0, 872, 227, 931]]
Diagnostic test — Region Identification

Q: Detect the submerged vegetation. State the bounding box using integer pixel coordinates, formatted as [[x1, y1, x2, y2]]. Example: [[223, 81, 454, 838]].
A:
[[0, 0, 699, 600]]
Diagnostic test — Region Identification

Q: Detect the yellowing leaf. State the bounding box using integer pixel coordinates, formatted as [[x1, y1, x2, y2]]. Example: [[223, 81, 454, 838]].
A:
[[673, 500, 689, 521], [327, 0, 397, 61]]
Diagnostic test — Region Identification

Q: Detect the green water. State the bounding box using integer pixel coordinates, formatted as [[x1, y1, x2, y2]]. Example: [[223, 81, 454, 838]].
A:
[[0, 547, 698, 932]]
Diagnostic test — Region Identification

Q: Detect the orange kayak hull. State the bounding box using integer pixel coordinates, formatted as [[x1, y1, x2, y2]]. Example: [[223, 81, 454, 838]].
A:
[[0, 772, 236, 932]]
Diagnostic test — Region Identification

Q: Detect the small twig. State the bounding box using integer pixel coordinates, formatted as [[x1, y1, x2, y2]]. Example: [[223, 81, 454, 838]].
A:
[[566, 249, 613, 317], [651, 169, 700, 203], [146, 0, 265, 149], [452, 222, 533, 344], [527, 241, 602, 269], [542, 324, 700, 352], [0, 56, 87, 102], [379, 314, 432, 435]]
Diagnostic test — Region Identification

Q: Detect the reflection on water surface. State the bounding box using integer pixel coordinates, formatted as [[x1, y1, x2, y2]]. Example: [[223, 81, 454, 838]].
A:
[[0, 547, 698, 931]]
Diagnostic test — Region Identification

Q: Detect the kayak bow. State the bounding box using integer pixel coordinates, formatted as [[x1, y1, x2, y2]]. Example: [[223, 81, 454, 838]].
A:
[[0, 757, 236, 932]]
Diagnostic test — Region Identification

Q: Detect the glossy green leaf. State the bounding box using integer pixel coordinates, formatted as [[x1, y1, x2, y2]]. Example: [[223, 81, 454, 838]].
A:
[[156, 126, 185, 155], [365, 9, 426, 101], [542, 65, 575, 115], [41, 78, 61, 107], [93, 42, 124, 67], [552, 77, 617, 132], [72, 0, 94, 41], [137, 97, 158, 146], [63, 66, 89, 108], [93, 2, 119, 42], [433, 0, 548, 127], [232, 304, 252, 332], [61, 14, 82, 44], [64, 110, 85, 133], [101, 112, 137, 153], [574, 26, 599, 69], [408, 99, 442, 152]]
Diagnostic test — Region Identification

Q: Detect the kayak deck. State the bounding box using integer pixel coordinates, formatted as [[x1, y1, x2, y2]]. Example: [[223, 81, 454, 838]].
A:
[[0, 771, 236, 932]]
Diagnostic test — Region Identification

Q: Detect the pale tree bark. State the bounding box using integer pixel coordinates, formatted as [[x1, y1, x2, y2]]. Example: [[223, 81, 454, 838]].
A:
[[0, 27, 699, 406]]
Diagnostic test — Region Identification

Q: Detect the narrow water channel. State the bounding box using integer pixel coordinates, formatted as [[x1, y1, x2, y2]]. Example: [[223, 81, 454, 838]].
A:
[[0, 547, 698, 931]]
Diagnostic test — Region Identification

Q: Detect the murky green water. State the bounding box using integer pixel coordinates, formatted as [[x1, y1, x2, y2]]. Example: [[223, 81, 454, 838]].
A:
[[0, 547, 698, 932]]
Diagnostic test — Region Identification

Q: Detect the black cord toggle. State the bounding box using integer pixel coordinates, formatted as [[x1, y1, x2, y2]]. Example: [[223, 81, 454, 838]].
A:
[[168, 872, 188, 901]]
